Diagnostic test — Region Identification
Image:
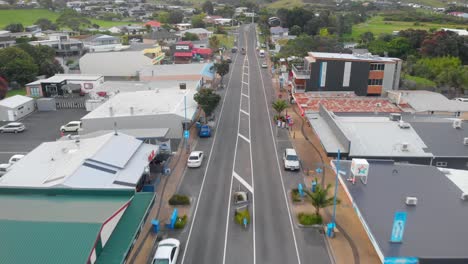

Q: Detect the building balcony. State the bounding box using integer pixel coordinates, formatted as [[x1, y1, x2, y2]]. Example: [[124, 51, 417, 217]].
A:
[[292, 81, 306, 93], [292, 64, 310, 79]]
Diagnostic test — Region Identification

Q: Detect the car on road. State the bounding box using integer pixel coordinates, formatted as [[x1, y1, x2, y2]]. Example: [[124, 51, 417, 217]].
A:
[[241, 48, 246, 55], [0, 122, 26, 133], [261, 62, 268, 68], [283, 148, 300, 171], [0, 163, 11, 177], [152, 238, 180, 264], [198, 124, 211, 138], [187, 151, 204, 168], [9, 154, 24, 164], [225, 57, 232, 63], [60, 121, 82, 132], [231, 46, 238, 53]]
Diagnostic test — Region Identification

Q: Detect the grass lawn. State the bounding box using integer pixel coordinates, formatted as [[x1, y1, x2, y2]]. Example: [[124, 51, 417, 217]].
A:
[[350, 15, 467, 40], [0, 9, 137, 29], [6, 88, 26, 98], [403, 74, 437, 87], [267, 0, 304, 9], [214, 34, 234, 49]]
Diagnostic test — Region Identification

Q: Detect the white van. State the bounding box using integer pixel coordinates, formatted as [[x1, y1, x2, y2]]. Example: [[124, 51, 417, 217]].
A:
[[60, 121, 82, 132], [259, 49, 265, 57]]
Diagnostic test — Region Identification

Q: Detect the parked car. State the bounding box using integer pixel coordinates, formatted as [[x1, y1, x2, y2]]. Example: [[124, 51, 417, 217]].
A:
[[225, 57, 232, 63], [231, 46, 238, 53], [0, 163, 12, 177], [0, 122, 26, 133], [187, 151, 204, 168], [241, 48, 246, 55], [9, 154, 24, 164], [261, 62, 267, 68], [455, 98, 468, 102], [60, 121, 82, 132], [283, 148, 300, 171], [152, 238, 180, 264]]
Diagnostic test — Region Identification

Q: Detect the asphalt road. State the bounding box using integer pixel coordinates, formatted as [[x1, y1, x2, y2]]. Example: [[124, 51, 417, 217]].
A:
[[176, 24, 331, 264]]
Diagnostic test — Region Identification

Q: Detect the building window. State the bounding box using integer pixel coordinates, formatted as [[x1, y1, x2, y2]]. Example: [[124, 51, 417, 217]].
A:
[[436, 162, 447, 167], [370, 63, 385, 71], [30, 87, 40, 97], [368, 79, 383, 85]]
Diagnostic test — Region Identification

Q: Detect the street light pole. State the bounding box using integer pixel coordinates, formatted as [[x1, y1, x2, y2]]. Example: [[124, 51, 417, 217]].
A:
[[184, 94, 188, 153], [331, 149, 341, 228]]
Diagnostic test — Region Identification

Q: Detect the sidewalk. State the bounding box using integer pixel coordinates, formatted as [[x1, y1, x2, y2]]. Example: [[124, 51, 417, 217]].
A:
[[272, 75, 380, 264]]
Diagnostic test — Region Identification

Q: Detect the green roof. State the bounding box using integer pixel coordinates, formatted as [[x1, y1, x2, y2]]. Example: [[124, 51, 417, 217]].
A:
[[0, 188, 135, 264], [96, 192, 155, 264]]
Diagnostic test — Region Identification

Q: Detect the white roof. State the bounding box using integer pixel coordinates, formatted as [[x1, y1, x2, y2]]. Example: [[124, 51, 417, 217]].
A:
[[181, 28, 212, 34], [0, 132, 157, 189], [308, 52, 400, 63], [94, 80, 199, 94], [398, 90, 468, 112], [0, 95, 33, 108], [79, 51, 153, 77], [139, 63, 213, 81], [442, 28, 468, 36], [439, 168, 468, 194], [26, 74, 103, 86], [82, 88, 198, 120]]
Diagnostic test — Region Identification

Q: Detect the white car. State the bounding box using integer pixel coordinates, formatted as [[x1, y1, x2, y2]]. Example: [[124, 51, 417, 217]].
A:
[[187, 151, 204, 168], [283, 148, 300, 171], [0, 122, 26, 133], [0, 163, 12, 177], [261, 62, 267, 68], [152, 238, 180, 264], [9, 154, 24, 164], [60, 121, 82, 132]]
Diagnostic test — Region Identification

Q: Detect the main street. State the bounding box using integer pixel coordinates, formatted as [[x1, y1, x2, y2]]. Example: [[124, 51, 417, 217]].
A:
[[176, 23, 331, 264]]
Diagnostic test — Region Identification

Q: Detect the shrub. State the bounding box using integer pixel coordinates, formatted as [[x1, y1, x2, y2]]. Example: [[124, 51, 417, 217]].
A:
[[174, 215, 187, 229], [291, 188, 302, 203], [235, 208, 250, 226], [168, 194, 190, 205], [298, 213, 322, 226]]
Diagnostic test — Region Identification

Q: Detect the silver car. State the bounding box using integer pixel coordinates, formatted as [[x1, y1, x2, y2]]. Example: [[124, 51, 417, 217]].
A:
[[0, 122, 26, 133]]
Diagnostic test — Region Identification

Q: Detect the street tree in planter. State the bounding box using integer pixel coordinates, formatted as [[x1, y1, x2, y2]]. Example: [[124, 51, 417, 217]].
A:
[[194, 88, 221, 118], [304, 180, 339, 223], [213, 61, 229, 87], [272, 99, 287, 121]]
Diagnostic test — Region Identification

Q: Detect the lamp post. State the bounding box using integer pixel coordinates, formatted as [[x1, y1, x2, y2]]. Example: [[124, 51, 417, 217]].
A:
[[327, 149, 341, 237], [184, 94, 189, 153]]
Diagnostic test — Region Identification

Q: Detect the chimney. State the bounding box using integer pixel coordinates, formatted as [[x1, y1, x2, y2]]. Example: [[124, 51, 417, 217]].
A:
[[130, 106, 134, 115], [109, 106, 114, 116]]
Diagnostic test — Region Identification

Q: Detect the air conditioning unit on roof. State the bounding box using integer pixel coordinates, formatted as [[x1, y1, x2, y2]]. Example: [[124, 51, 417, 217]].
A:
[[401, 142, 409, 151], [405, 196, 418, 206], [398, 121, 410, 129], [453, 119, 462, 129], [461, 193, 468, 200], [464, 137, 468, 145]]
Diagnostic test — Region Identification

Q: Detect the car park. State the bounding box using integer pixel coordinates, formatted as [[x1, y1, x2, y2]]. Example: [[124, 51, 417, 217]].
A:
[[60, 121, 82, 132], [152, 238, 180, 264], [9, 154, 24, 164], [0, 163, 11, 177], [187, 151, 204, 168], [283, 148, 300, 171], [0, 122, 25, 133]]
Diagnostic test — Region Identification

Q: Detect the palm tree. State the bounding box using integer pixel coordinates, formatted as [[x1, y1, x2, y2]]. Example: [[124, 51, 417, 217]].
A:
[[305, 181, 338, 217], [272, 99, 288, 116]]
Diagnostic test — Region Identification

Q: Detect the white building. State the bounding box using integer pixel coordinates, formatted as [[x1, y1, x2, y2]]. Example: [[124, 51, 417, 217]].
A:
[[83, 34, 129, 52], [442, 28, 468, 36], [0, 95, 35, 121], [0, 132, 158, 189], [25, 74, 104, 97]]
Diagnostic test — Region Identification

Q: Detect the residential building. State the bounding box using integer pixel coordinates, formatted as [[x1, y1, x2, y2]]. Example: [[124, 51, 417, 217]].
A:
[[0, 132, 158, 190], [176, 23, 192, 31], [144, 20, 162, 30], [235, 7, 248, 16], [29, 33, 84, 56], [179, 28, 213, 40], [79, 51, 153, 79], [143, 28, 179, 45], [83, 34, 129, 52], [336, 159, 468, 264], [291, 52, 402, 96], [0, 95, 35, 121], [270, 26, 288, 37], [203, 15, 222, 24], [25, 24, 41, 34], [0, 31, 15, 49], [26, 74, 104, 97], [0, 187, 154, 264]]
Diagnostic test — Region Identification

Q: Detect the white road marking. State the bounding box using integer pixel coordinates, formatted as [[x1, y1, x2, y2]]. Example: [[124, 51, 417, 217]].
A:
[[242, 93, 249, 98], [240, 109, 250, 116], [233, 171, 253, 193], [180, 43, 241, 264], [253, 26, 302, 264], [0, 151, 28, 154], [242, 81, 249, 85], [238, 133, 250, 143]]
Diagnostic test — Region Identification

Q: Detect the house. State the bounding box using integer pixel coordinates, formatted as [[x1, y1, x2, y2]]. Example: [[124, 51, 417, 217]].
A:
[[0, 95, 35, 121], [143, 28, 179, 45], [0, 132, 158, 190], [336, 159, 468, 264], [79, 51, 153, 79], [0, 31, 15, 49], [83, 34, 129, 52], [270, 26, 288, 37], [26, 74, 104, 97], [179, 28, 213, 40], [176, 23, 192, 31], [235, 7, 248, 16], [291, 52, 402, 96], [144, 20, 162, 30], [29, 33, 84, 56], [203, 15, 222, 24], [0, 187, 154, 264]]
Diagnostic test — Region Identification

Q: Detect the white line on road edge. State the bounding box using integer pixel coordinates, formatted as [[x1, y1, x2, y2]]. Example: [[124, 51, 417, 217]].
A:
[[180, 44, 240, 264], [0, 152, 28, 154], [240, 109, 250, 116], [238, 133, 250, 143], [233, 171, 254, 193], [254, 26, 302, 264]]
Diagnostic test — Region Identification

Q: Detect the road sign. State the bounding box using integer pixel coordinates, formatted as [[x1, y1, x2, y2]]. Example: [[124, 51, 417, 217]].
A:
[[390, 212, 407, 243], [384, 257, 418, 264], [183, 130, 189, 139]]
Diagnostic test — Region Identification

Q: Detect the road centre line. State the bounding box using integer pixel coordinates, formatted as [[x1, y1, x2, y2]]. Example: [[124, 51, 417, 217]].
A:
[[238, 133, 250, 143], [240, 109, 250, 116], [233, 171, 254, 193]]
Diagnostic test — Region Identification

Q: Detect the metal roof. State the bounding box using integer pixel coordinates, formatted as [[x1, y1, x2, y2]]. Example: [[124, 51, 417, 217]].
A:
[[26, 74, 104, 86], [307, 52, 400, 63], [397, 90, 468, 112], [0, 95, 33, 108], [79, 51, 153, 77], [0, 188, 134, 264], [93, 80, 200, 95], [139, 63, 214, 80], [337, 160, 468, 260]]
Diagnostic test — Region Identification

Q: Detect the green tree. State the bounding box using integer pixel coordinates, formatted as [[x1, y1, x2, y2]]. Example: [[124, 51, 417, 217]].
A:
[[215, 5, 234, 18], [38, 0, 54, 10], [0, 47, 38, 85], [213, 61, 229, 84], [35, 18, 58, 31], [5, 23, 24, 33], [319, 28, 329, 37], [360, 31, 374, 45], [156, 11, 170, 23], [15, 44, 63, 77], [387, 37, 411, 58], [0, 77, 7, 100], [209, 36, 220, 51], [182, 32, 199, 41], [202, 1, 214, 15], [289, 25, 302, 36], [192, 13, 206, 28], [168, 10, 184, 24], [56, 9, 91, 31], [304, 181, 338, 217], [272, 99, 287, 116], [194, 88, 221, 117]]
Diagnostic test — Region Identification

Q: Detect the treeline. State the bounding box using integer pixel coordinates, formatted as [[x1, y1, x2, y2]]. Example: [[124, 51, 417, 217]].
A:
[[382, 11, 468, 25]]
